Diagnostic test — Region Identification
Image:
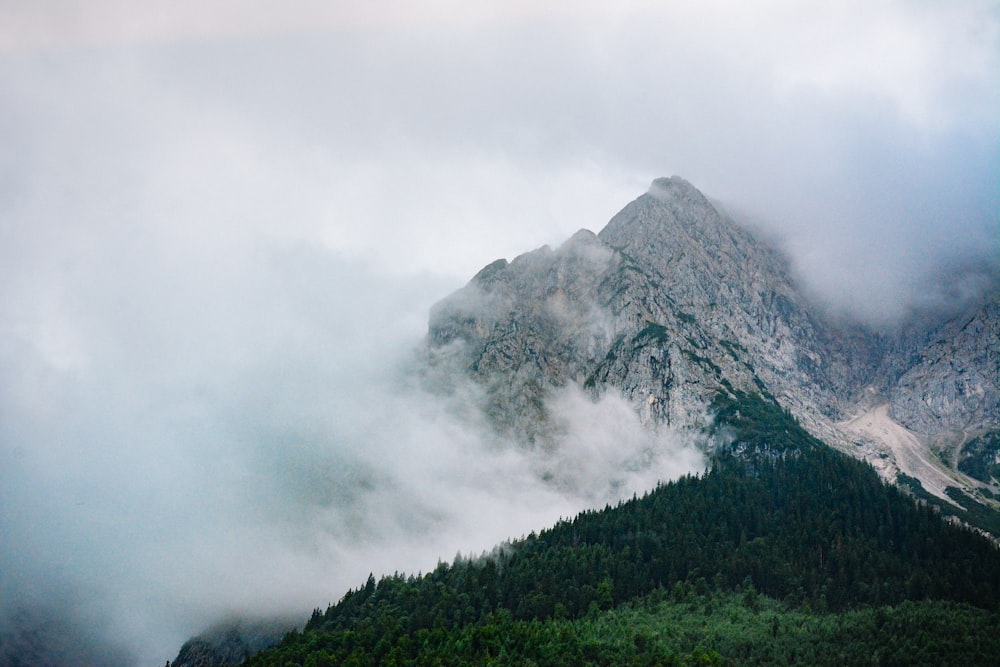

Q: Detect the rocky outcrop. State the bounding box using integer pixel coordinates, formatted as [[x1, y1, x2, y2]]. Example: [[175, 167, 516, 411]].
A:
[[429, 177, 880, 443], [890, 293, 1000, 436]]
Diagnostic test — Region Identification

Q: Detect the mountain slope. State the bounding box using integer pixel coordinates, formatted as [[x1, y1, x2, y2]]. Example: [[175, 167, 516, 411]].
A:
[[169, 176, 999, 665], [429, 176, 999, 527], [241, 391, 1000, 666], [429, 176, 874, 439]]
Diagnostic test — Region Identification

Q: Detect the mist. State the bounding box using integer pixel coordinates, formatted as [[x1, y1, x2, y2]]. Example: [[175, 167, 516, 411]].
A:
[[1, 2, 997, 665], [0, 236, 705, 664]]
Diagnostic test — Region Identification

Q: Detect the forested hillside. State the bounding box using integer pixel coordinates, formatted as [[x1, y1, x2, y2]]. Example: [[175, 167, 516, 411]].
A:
[[236, 391, 1000, 666]]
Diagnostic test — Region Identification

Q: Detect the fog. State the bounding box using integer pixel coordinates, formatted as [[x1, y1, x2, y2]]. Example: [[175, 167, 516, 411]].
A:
[[1, 2, 997, 664], [0, 238, 704, 664]]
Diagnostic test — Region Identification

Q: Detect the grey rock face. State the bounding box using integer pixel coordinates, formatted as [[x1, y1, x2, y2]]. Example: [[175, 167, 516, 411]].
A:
[[428, 177, 881, 443], [427, 176, 1000, 501], [890, 294, 1000, 436]]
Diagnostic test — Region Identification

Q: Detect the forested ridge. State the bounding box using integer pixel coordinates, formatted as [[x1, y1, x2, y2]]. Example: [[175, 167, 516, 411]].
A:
[[238, 391, 1000, 666]]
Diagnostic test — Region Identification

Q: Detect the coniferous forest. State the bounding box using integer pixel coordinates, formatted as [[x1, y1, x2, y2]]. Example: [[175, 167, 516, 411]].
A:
[[239, 391, 1000, 666]]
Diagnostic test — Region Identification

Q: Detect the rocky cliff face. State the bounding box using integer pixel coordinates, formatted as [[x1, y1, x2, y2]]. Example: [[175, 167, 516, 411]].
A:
[[428, 176, 1000, 514], [890, 294, 1000, 437], [430, 177, 878, 439], [167, 176, 998, 667]]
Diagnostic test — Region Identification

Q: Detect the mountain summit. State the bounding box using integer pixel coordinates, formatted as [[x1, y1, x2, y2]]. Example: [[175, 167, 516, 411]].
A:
[[430, 177, 1000, 530]]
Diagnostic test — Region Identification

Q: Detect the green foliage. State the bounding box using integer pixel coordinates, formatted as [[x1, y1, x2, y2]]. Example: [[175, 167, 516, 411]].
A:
[[245, 391, 1000, 666], [718, 338, 747, 361], [633, 321, 672, 345], [675, 310, 697, 325], [943, 487, 1000, 537], [897, 475, 1000, 538], [958, 431, 1000, 484], [896, 473, 929, 497], [709, 388, 809, 454], [681, 348, 722, 377], [574, 590, 1000, 666], [248, 590, 1000, 666]]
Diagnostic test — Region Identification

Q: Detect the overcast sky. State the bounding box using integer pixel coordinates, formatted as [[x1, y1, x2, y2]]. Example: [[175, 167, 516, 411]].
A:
[[1, 1, 998, 665]]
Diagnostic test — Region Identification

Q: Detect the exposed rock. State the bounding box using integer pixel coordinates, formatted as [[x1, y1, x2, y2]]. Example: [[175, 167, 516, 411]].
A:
[[429, 177, 880, 441], [427, 176, 1000, 517], [890, 293, 1000, 436]]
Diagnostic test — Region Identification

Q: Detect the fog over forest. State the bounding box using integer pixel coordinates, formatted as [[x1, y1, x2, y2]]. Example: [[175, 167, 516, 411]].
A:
[[0, 2, 997, 665]]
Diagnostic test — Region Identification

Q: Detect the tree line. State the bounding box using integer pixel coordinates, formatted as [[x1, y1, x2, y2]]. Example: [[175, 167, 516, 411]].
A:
[[243, 390, 1000, 666]]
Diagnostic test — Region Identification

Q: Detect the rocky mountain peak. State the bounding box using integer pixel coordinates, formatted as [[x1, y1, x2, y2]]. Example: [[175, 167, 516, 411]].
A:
[[430, 177, 861, 437], [600, 176, 726, 251], [646, 174, 707, 205], [597, 177, 793, 308], [566, 227, 600, 244], [427, 177, 999, 524]]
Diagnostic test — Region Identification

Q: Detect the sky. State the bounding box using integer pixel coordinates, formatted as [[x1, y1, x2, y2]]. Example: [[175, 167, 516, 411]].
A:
[[0, 1, 998, 665]]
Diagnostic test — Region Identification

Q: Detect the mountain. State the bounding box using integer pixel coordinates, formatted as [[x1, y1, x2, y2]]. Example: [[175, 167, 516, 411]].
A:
[[169, 176, 1000, 665], [429, 176, 870, 437], [429, 176, 1000, 527]]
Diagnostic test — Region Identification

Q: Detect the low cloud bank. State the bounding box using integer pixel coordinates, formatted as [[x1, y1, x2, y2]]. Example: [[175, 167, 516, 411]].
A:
[[0, 237, 705, 666]]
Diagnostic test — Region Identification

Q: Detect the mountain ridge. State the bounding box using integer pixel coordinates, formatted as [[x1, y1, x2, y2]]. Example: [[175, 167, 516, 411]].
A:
[[429, 176, 999, 516]]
